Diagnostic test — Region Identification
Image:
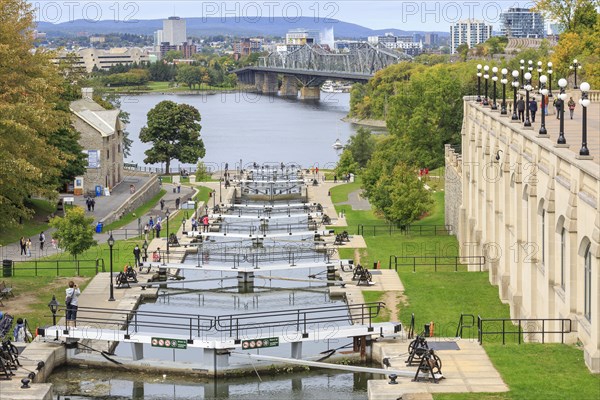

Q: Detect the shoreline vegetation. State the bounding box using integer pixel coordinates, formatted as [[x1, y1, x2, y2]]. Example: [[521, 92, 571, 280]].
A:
[[341, 116, 387, 129]]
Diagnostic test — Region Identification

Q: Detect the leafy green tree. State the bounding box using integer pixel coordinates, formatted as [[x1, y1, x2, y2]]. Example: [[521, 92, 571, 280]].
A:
[[50, 207, 97, 259], [176, 64, 201, 89], [345, 127, 376, 168], [195, 161, 211, 181], [164, 50, 184, 62], [534, 0, 599, 33], [456, 43, 469, 61], [140, 100, 205, 174], [335, 150, 359, 178], [46, 127, 87, 190]]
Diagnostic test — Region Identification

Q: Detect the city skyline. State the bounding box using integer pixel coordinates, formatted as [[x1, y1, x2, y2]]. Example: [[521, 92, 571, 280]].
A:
[[31, 1, 541, 32]]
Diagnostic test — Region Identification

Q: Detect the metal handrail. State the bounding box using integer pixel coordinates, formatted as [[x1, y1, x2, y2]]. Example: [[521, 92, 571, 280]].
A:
[[456, 313, 476, 338], [357, 224, 452, 236], [388, 255, 486, 272], [477, 316, 572, 344]]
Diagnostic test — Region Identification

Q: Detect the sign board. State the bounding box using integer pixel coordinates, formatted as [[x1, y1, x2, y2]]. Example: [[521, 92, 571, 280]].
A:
[[63, 197, 75, 204], [241, 337, 279, 350], [151, 337, 188, 350], [85, 150, 100, 169], [104, 187, 111, 197]]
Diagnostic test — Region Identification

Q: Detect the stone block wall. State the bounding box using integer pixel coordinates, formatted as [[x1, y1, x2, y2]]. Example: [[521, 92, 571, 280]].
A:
[[100, 176, 160, 225], [444, 144, 462, 236]]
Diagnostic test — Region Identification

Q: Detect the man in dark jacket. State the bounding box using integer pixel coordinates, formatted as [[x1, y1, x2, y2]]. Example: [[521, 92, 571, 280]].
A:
[[529, 97, 538, 123], [516, 96, 525, 122]]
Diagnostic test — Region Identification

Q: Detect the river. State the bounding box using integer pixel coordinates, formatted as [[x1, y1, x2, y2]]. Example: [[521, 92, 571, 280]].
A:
[[120, 92, 366, 170]]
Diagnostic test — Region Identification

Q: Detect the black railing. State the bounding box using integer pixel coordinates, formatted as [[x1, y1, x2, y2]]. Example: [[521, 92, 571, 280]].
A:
[[10, 259, 105, 277], [187, 246, 334, 268], [388, 256, 485, 272], [477, 316, 572, 344], [109, 228, 143, 240], [357, 224, 452, 236], [456, 313, 476, 338]]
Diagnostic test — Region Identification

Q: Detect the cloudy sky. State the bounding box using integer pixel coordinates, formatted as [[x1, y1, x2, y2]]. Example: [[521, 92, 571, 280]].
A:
[[31, 1, 537, 31]]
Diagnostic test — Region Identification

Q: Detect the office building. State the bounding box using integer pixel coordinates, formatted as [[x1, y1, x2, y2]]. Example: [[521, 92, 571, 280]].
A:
[[163, 16, 187, 46], [500, 8, 545, 38], [450, 20, 493, 53]]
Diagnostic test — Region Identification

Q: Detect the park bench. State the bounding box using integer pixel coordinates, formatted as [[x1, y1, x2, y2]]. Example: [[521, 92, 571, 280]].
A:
[[0, 282, 13, 304]]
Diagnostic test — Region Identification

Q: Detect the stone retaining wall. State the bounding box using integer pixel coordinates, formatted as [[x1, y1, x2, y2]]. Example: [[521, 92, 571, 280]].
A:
[[100, 176, 160, 225], [444, 144, 462, 236]]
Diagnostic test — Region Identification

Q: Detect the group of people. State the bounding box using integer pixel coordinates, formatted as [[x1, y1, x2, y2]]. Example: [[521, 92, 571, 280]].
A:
[[19, 231, 51, 256], [189, 215, 210, 232], [144, 216, 164, 239], [85, 197, 96, 212], [0, 312, 33, 342], [516, 95, 578, 123]]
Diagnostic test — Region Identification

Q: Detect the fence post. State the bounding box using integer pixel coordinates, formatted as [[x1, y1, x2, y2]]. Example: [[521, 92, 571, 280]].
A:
[[455, 257, 458, 272], [434, 257, 437, 272], [413, 257, 416, 273], [518, 319, 521, 344], [34, 260, 38, 277], [77, 260, 80, 276], [56, 261, 59, 276], [542, 319, 545, 343], [502, 320, 505, 345]]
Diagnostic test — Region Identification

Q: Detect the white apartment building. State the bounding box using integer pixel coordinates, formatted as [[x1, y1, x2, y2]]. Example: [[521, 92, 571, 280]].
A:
[[450, 19, 493, 53]]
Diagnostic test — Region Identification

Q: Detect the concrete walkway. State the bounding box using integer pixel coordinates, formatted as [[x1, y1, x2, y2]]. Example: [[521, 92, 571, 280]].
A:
[[338, 189, 372, 211]]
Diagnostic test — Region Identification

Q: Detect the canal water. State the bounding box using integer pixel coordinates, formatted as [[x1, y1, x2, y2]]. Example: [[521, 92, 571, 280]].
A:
[[120, 92, 362, 170]]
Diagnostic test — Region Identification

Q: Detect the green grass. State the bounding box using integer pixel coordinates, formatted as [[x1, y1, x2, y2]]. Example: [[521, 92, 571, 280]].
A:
[[0, 199, 56, 245], [104, 81, 244, 94], [362, 291, 388, 322], [330, 180, 599, 399], [104, 189, 166, 231]]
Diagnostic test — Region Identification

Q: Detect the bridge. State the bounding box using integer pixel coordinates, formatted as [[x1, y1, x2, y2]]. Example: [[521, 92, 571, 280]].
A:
[[234, 43, 411, 100]]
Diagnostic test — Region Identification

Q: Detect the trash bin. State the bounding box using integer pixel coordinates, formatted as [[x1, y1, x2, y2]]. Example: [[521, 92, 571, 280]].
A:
[[424, 323, 431, 337], [2, 260, 13, 277], [173, 188, 176, 193], [96, 222, 103, 233], [95, 185, 102, 197]]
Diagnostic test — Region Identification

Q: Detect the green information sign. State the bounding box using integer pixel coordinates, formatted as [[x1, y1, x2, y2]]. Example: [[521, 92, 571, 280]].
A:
[[241, 337, 279, 350], [151, 337, 188, 350]]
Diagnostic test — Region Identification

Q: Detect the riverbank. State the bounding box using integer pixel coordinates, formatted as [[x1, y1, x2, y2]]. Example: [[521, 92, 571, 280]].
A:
[[341, 116, 387, 129]]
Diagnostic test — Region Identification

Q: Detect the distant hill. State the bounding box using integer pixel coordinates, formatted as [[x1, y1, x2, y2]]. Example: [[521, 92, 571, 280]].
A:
[[36, 17, 448, 39]]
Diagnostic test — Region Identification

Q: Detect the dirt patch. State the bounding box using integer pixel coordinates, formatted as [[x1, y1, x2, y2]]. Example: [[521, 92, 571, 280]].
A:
[[382, 291, 409, 323]]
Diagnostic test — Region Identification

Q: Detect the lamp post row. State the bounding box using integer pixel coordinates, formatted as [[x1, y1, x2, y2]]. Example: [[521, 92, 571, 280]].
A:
[[477, 62, 591, 159]]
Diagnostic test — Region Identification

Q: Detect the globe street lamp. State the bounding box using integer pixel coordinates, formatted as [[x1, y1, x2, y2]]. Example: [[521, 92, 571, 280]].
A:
[[501, 68, 508, 115], [579, 82, 591, 157], [528, 60, 533, 74], [483, 65, 490, 106], [570, 59, 582, 89], [537, 61, 543, 84], [539, 75, 548, 135], [491, 67, 498, 110], [547, 62, 553, 98], [107, 233, 115, 302], [511, 70, 520, 121], [476, 64, 482, 102], [557, 78, 568, 145], [524, 72, 533, 127], [519, 59, 525, 88]]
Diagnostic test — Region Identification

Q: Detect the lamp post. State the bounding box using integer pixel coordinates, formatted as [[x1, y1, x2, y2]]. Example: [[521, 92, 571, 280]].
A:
[[491, 67, 498, 110], [579, 82, 591, 156], [547, 62, 553, 98], [483, 65, 490, 106], [519, 59, 525, 88], [539, 75, 548, 135], [48, 295, 59, 340], [570, 59, 582, 89], [107, 233, 115, 302], [557, 78, 568, 145], [476, 64, 482, 102], [511, 70, 520, 121], [142, 239, 148, 262], [524, 72, 532, 127], [500, 68, 508, 115], [537, 61, 543, 85], [165, 209, 170, 259]]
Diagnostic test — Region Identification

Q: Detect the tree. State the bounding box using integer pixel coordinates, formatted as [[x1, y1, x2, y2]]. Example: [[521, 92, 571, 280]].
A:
[[139, 100, 205, 174], [456, 43, 469, 61], [164, 50, 183, 62], [195, 161, 211, 181], [176, 64, 201, 89], [533, 0, 599, 33], [0, 0, 72, 229], [344, 127, 376, 168], [50, 207, 97, 259]]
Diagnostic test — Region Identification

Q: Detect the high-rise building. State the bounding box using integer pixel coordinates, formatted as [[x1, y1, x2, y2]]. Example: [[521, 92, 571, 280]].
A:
[[500, 8, 545, 38], [424, 33, 439, 46], [163, 16, 186, 46], [154, 30, 164, 48], [286, 28, 320, 51], [233, 38, 263, 60], [450, 20, 493, 53]]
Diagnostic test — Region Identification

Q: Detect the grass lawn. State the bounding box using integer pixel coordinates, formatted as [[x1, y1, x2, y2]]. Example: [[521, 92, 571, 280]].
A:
[[104, 189, 166, 231], [0, 199, 56, 245], [329, 179, 599, 399]]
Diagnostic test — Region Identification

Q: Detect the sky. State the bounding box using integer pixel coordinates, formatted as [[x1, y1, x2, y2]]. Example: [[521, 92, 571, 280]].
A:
[[30, 1, 539, 31]]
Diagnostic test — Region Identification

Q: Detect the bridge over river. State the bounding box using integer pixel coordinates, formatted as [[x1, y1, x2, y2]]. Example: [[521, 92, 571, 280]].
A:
[[234, 43, 411, 100]]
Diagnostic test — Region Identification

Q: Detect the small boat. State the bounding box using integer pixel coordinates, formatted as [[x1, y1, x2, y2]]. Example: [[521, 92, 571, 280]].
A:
[[332, 139, 343, 149], [321, 81, 343, 93]]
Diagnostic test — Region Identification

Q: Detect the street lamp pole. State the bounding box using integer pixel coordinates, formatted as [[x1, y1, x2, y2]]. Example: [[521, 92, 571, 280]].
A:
[[557, 78, 568, 145], [579, 82, 591, 156], [165, 209, 170, 261], [483, 65, 489, 106], [491, 67, 498, 110], [547, 62, 553, 98], [570, 59, 582, 89], [539, 75, 548, 135], [524, 72, 532, 127], [107, 233, 115, 302], [537, 61, 542, 85], [519, 59, 525, 88], [511, 70, 519, 121], [476, 64, 482, 102], [500, 68, 508, 115]]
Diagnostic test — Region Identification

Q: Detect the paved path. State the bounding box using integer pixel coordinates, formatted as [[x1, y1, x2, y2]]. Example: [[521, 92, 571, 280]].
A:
[[338, 189, 372, 211]]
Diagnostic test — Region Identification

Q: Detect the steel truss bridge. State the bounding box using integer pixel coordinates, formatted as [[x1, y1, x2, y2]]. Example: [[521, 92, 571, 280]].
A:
[[234, 43, 411, 98]]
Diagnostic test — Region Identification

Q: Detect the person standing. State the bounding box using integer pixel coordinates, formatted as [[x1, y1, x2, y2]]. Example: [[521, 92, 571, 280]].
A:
[[91, 198, 95, 211], [155, 221, 161, 238], [144, 223, 150, 240], [202, 215, 209, 232], [26, 238, 32, 257], [20, 237, 26, 256], [568, 97, 576, 119], [516, 95, 525, 122], [39, 231, 45, 251], [86, 198, 91, 211], [160, 199, 165, 211], [133, 244, 141, 267], [191, 217, 197, 231], [529, 97, 538, 123], [554, 97, 562, 119], [65, 281, 80, 327]]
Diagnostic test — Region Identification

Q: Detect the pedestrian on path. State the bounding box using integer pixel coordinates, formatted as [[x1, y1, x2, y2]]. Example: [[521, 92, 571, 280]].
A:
[[517, 95, 525, 122], [133, 244, 141, 267], [160, 199, 165, 211], [529, 97, 537, 123], [191, 217, 197, 231], [202, 215, 209, 232], [26, 238, 32, 257], [65, 281, 80, 328], [568, 97, 576, 119], [176, 197, 180, 209], [144, 224, 150, 240], [155, 222, 161, 238], [91, 198, 95, 211], [20, 237, 26, 256], [39, 231, 45, 251], [86, 198, 92, 211]]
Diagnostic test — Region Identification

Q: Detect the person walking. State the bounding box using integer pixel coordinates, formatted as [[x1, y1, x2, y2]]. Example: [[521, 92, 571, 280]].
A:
[[554, 97, 561, 119], [160, 199, 165, 211], [39, 231, 45, 251], [65, 281, 80, 327], [529, 97, 538, 123], [516, 95, 525, 122], [568, 97, 576, 119], [155, 221, 161, 238], [91, 198, 95, 211], [19, 237, 26, 256], [144, 223, 150, 240], [133, 244, 141, 267], [191, 217, 197, 231], [26, 238, 32, 257], [202, 215, 209, 232]]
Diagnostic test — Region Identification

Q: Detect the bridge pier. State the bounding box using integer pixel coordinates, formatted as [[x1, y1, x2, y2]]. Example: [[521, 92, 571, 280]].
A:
[[262, 72, 278, 95], [255, 72, 264, 92], [300, 86, 320, 100], [131, 342, 144, 361], [280, 75, 298, 97], [291, 341, 303, 359], [238, 271, 255, 293]]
